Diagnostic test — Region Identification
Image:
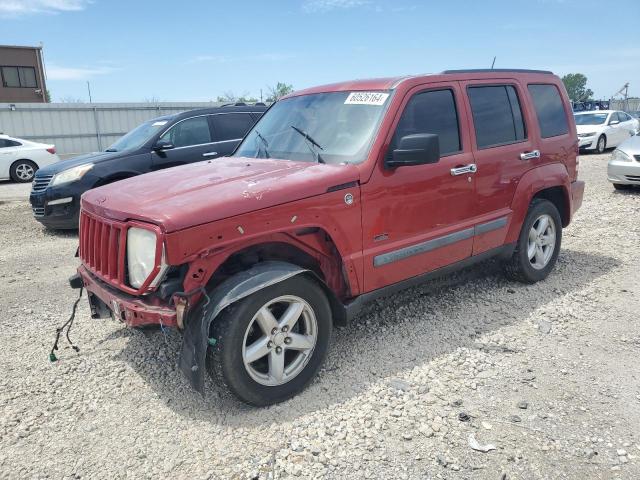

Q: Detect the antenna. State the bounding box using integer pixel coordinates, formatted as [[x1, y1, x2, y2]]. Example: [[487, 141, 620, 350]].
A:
[[491, 56, 496, 69]]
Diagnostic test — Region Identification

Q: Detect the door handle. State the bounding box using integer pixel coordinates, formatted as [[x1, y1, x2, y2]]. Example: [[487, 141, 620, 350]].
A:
[[202, 151, 218, 157], [519, 150, 540, 161], [450, 164, 477, 176]]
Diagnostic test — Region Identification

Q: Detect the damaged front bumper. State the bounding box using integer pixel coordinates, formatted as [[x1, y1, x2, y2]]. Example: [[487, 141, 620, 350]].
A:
[[71, 265, 178, 328]]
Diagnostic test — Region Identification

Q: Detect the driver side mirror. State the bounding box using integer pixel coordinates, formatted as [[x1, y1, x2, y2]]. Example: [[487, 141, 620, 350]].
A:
[[386, 134, 440, 169], [609, 120, 620, 126], [153, 139, 175, 151]]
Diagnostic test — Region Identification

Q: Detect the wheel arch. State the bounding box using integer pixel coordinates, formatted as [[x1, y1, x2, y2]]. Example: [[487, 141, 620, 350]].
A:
[[179, 260, 345, 393], [505, 163, 572, 243]]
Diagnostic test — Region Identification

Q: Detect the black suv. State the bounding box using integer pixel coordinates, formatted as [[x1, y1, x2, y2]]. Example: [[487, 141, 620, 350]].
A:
[[30, 104, 267, 229]]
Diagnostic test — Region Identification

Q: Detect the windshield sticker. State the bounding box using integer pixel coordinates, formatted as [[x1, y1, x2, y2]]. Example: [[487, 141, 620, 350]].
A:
[[344, 92, 389, 106], [152, 121, 168, 126]]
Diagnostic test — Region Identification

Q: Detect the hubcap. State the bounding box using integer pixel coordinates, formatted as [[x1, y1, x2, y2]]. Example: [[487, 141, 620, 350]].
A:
[[16, 163, 34, 180], [242, 295, 317, 386], [527, 214, 556, 270]]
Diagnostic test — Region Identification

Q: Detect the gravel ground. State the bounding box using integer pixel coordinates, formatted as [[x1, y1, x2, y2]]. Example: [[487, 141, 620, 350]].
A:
[[0, 181, 31, 202], [1, 153, 639, 479]]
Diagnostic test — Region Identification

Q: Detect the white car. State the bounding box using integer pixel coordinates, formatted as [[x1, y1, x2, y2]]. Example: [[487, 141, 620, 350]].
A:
[[0, 134, 61, 183], [574, 110, 639, 154]]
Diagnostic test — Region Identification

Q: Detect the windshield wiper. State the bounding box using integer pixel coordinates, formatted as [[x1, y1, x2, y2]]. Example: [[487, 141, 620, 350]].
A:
[[290, 125, 325, 164], [105, 148, 118, 152], [254, 130, 270, 158]]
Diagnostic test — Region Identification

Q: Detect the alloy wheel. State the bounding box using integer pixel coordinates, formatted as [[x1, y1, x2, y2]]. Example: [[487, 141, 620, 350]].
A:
[[527, 214, 556, 270], [242, 295, 318, 386], [16, 163, 35, 181]]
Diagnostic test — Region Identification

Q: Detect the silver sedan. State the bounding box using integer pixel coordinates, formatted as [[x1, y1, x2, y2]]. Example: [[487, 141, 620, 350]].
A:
[[608, 135, 640, 190]]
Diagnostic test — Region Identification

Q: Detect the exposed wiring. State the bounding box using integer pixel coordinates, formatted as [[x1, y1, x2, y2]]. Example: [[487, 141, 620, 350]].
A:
[[49, 287, 83, 362]]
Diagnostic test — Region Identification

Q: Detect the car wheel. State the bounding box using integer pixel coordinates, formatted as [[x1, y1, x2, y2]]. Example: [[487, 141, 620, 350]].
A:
[[595, 135, 606, 154], [10, 160, 38, 182], [613, 183, 632, 191], [504, 199, 562, 284], [206, 274, 332, 406]]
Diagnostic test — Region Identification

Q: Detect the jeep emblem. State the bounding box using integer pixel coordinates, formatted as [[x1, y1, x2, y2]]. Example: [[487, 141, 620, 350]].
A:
[[344, 193, 354, 205]]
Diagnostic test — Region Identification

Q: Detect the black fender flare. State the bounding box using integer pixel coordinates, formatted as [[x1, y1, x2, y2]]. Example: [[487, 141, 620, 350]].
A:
[[179, 261, 311, 393]]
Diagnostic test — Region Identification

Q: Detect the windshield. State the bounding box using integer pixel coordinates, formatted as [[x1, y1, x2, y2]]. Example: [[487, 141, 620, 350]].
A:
[[106, 117, 173, 152], [234, 91, 391, 164], [574, 113, 608, 125]]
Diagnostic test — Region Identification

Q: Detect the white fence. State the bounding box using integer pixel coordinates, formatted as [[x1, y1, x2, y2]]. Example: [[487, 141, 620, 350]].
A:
[[0, 102, 226, 155]]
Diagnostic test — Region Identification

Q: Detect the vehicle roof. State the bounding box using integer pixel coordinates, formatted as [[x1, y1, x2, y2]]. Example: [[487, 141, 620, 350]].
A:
[[573, 110, 615, 114], [285, 69, 559, 98]]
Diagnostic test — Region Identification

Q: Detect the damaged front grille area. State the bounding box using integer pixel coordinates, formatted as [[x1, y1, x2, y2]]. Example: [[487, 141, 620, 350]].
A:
[[79, 211, 126, 284]]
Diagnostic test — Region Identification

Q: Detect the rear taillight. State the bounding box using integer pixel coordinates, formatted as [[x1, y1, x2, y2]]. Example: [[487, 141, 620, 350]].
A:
[[46, 147, 56, 154]]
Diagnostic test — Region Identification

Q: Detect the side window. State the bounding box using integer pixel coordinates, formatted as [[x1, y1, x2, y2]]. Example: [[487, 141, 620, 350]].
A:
[[211, 113, 255, 142], [468, 85, 526, 148], [527, 84, 569, 138], [393, 89, 461, 155], [160, 116, 211, 148], [0, 139, 21, 148]]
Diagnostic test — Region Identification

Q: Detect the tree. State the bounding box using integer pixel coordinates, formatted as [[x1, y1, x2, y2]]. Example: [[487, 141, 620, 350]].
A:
[[59, 96, 85, 103], [216, 91, 259, 103], [561, 73, 594, 102], [266, 82, 294, 102]]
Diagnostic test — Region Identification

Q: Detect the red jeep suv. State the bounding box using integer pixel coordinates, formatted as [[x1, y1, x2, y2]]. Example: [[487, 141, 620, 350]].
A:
[[70, 69, 584, 406]]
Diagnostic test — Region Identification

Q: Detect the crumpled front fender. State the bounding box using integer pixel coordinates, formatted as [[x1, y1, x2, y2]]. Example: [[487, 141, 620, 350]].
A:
[[179, 261, 308, 394]]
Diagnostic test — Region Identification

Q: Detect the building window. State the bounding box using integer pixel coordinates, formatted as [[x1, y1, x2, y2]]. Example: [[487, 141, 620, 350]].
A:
[[1, 66, 38, 88]]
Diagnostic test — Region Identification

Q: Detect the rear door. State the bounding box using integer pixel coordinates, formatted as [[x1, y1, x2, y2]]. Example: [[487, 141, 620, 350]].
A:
[[460, 79, 536, 255], [0, 139, 22, 178], [151, 115, 216, 170], [209, 112, 257, 156], [618, 112, 636, 138]]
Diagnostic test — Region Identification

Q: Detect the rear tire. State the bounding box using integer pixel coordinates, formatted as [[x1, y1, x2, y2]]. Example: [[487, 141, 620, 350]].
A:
[[504, 199, 562, 284], [595, 135, 606, 154], [10, 160, 38, 182], [613, 183, 632, 191], [206, 274, 332, 406]]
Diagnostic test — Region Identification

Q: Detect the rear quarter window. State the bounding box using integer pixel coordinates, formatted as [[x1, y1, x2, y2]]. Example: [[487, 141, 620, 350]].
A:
[[527, 84, 569, 138]]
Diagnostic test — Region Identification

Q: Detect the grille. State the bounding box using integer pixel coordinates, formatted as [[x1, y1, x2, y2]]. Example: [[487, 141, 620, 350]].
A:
[[32, 206, 45, 217], [79, 212, 126, 284], [31, 174, 54, 192], [624, 175, 640, 183]]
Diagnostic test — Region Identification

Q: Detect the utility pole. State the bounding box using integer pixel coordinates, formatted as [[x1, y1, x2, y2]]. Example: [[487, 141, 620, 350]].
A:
[[87, 81, 93, 103], [260, 89, 263, 102]]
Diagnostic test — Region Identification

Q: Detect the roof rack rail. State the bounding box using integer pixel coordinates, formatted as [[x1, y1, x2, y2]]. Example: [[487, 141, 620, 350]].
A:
[[220, 102, 248, 107], [442, 68, 553, 75]]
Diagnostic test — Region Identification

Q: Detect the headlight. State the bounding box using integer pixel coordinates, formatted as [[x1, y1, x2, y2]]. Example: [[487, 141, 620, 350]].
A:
[[51, 163, 94, 186], [611, 149, 632, 163], [127, 227, 159, 289], [577, 132, 596, 138]]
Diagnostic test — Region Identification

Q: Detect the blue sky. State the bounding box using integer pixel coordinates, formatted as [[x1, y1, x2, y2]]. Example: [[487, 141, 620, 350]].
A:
[[1, 0, 639, 102]]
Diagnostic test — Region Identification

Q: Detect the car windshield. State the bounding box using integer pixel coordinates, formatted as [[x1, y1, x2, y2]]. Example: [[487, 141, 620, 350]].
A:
[[234, 91, 391, 164], [573, 113, 608, 125], [106, 117, 173, 152]]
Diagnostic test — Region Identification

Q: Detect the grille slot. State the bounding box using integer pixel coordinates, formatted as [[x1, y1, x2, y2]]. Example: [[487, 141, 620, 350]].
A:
[[31, 174, 54, 192], [32, 207, 45, 217], [624, 175, 640, 183], [79, 212, 125, 283]]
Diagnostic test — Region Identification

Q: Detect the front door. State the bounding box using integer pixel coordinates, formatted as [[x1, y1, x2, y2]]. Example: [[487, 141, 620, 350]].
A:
[[361, 83, 476, 292], [151, 115, 217, 170]]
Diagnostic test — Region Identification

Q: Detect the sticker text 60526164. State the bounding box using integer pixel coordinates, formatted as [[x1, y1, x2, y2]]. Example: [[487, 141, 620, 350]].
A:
[[344, 92, 389, 106]]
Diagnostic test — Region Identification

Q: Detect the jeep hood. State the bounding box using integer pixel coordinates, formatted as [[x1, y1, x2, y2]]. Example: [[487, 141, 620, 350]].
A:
[[81, 157, 360, 232]]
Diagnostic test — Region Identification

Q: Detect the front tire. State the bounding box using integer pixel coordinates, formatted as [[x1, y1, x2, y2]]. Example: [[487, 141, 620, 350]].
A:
[[10, 160, 38, 182], [504, 199, 562, 284], [595, 135, 606, 154], [207, 274, 332, 406]]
